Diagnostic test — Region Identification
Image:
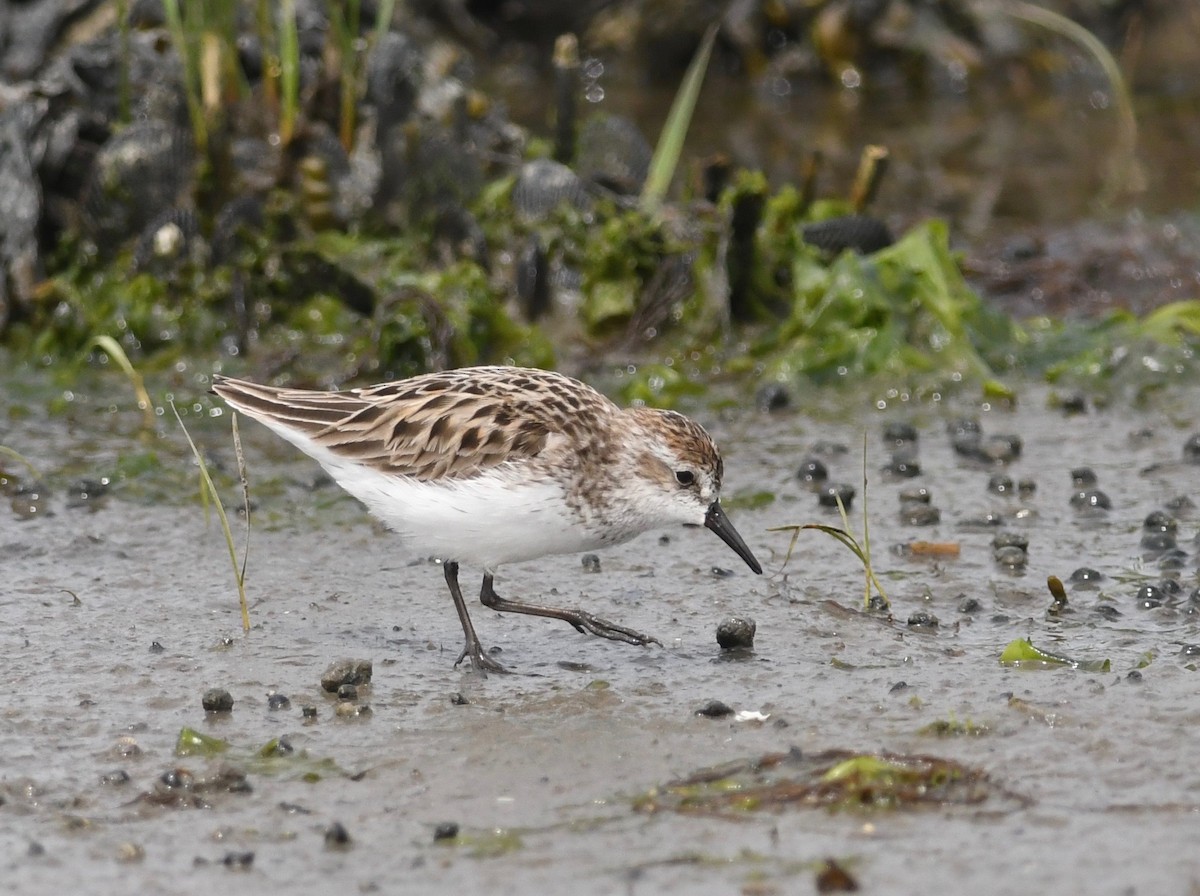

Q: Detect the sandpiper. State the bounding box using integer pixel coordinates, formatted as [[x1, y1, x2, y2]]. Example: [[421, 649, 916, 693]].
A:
[[212, 366, 761, 673]]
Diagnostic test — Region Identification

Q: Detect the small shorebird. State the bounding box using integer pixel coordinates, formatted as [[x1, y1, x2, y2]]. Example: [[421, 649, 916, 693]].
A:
[[212, 367, 761, 673]]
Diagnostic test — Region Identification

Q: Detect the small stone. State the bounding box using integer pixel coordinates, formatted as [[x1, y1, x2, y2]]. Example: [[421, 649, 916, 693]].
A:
[[1069, 567, 1103, 584], [883, 422, 918, 446], [1125, 670, 1143, 683], [1136, 584, 1165, 609], [1017, 479, 1037, 497], [1070, 467, 1098, 488], [818, 483, 855, 509], [450, 692, 469, 705], [267, 693, 291, 711], [149, 641, 165, 653], [1058, 392, 1088, 415], [993, 546, 1027, 568], [889, 681, 909, 693], [302, 705, 318, 719], [1070, 489, 1111, 510], [958, 596, 982, 614], [906, 611, 939, 629], [992, 532, 1029, 551], [1141, 532, 1176, 554], [715, 616, 756, 649], [1180, 644, 1200, 657], [899, 486, 931, 504], [202, 689, 234, 713], [324, 822, 352, 848], [1142, 511, 1177, 535], [1183, 433, 1200, 464], [321, 659, 372, 693], [433, 822, 459, 841], [222, 851, 254, 869], [755, 382, 790, 412], [981, 434, 1022, 463], [580, 553, 600, 572], [336, 684, 358, 701], [696, 700, 734, 718], [710, 566, 734, 578], [797, 457, 828, 485], [900, 503, 940, 526], [1093, 604, 1122, 620], [100, 770, 130, 786], [987, 474, 1014, 495], [883, 452, 920, 478]]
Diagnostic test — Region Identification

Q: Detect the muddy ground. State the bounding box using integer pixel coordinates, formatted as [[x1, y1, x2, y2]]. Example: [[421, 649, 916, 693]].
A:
[[3, 371, 1199, 894]]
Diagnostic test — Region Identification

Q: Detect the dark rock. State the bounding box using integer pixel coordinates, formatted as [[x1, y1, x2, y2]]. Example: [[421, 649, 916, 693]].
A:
[[906, 611, 939, 629], [797, 457, 828, 485], [1070, 489, 1111, 510], [267, 693, 291, 711], [321, 659, 373, 692], [324, 822, 352, 848], [433, 822, 459, 841], [818, 483, 856, 509], [715, 616, 756, 649], [581, 553, 601, 573], [755, 382, 790, 412], [695, 700, 734, 718], [202, 689, 234, 713]]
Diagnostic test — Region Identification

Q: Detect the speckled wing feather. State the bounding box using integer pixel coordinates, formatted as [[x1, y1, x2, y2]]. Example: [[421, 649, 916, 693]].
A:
[[212, 368, 618, 481]]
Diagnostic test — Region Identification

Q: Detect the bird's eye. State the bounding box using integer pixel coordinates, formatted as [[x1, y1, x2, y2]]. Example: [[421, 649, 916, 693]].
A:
[[675, 470, 695, 486]]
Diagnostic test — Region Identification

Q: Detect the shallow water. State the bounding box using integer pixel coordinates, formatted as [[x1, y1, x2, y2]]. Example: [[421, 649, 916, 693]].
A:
[[3, 368, 1200, 894]]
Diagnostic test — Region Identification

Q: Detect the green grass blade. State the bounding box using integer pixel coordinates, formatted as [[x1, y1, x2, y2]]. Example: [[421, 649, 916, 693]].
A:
[[162, 0, 207, 151], [1006, 0, 1139, 203], [640, 22, 718, 214], [172, 401, 250, 632], [0, 445, 43, 481], [87, 335, 156, 430], [278, 0, 300, 146]]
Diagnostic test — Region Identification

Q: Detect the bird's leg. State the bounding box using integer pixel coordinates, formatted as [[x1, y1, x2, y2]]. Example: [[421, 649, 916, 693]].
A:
[[479, 574, 662, 648], [443, 561, 509, 674]]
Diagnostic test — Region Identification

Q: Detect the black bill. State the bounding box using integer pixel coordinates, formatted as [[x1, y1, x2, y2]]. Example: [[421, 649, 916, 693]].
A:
[[705, 501, 762, 574]]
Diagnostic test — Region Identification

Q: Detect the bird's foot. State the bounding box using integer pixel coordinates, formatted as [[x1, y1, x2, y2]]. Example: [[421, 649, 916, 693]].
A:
[[454, 640, 510, 675], [561, 610, 662, 648]]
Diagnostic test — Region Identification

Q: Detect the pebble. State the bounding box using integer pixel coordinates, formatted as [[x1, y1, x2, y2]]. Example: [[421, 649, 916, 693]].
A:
[[1070, 467, 1098, 488], [324, 822, 352, 848], [906, 611, 939, 629], [336, 684, 358, 702], [1135, 584, 1165, 609], [883, 422, 918, 446], [267, 693, 291, 711], [222, 851, 254, 869], [321, 659, 373, 692], [696, 700, 734, 718], [580, 553, 601, 572], [818, 483, 856, 509], [992, 532, 1029, 551], [755, 382, 790, 412], [1069, 567, 1104, 584], [900, 503, 940, 526], [202, 689, 234, 713], [993, 546, 1027, 568], [883, 452, 920, 478], [1183, 433, 1200, 464], [987, 473, 1014, 495], [1070, 489, 1111, 510], [797, 457, 828, 485], [899, 486, 931, 504], [715, 616, 756, 649], [433, 822, 460, 841]]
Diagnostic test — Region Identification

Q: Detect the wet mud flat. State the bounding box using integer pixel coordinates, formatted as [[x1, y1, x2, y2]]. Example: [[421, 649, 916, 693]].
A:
[[3, 380, 1200, 894]]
